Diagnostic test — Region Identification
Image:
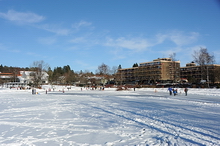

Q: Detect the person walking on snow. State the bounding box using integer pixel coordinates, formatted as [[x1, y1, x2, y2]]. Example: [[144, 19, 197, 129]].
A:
[[168, 87, 173, 95], [184, 88, 188, 96], [173, 88, 177, 96]]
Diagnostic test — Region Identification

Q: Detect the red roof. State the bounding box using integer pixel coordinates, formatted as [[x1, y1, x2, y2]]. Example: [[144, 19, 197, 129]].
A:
[[0, 73, 13, 75], [0, 73, 21, 76]]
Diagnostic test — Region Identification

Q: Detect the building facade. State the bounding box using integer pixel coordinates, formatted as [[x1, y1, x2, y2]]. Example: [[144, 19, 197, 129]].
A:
[[115, 67, 138, 85], [0, 71, 49, 87], [116, 58, 180, 85], [180, 62, 220, 84], [18, 71, 49, 84], [0, 72, 17, 83]]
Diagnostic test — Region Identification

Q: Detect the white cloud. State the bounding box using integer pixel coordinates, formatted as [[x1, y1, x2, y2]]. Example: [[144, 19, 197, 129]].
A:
[[38, 24, 70, 35], [170, 32, 199, 46], [155, 34, 167, 44], [0, 43, 20, 53], [105, 37, 152, 51], [72, 20, 93, 30], [10, 49, 20, 53], [102, 30, 200, 62], [108, 47, 126, 60], [26, 52, 38, 56], [0, 10, 71, 36], [0, 10, 45, 24], [156, 31, 199, 46], [69, 37, 86, 43], [66, 46, 79, 51], [26, 51, 48, 58], [104, 31, 199, 52], [158, 47, 182, 58]]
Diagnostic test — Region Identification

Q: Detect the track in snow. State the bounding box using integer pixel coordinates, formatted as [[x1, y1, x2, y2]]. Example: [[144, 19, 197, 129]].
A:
[[0, 89, 219, 145]]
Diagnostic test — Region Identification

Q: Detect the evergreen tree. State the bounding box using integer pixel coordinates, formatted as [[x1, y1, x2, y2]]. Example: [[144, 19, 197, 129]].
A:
[[133, 63, 138, 67], [0, 64, 3, 72], [118, 65, 122, 70]]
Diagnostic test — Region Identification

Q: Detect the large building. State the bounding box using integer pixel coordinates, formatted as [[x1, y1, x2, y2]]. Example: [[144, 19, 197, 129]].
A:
[[0, 72, 16, 83], [0, 71, 49, 87], [116, 58, 180, 85], [115, 67, 138, 85], [180, 62, 220, 84], [18, 71, 49, 84]]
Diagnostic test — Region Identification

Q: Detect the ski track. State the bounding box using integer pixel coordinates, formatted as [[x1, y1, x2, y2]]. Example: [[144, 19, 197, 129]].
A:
[[85, 96, 220, 145], [0, 88, 220, 145]]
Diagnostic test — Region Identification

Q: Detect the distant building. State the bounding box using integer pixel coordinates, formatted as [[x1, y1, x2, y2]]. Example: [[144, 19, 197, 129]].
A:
[[0, 71, 49, 87], [115, 67, 138, 85], [0, 72, 15, 82], [18, 71, 49, 84], [87, 75, 114, 85], [116, 58, 180, 85], [180, 62, 220, 84]]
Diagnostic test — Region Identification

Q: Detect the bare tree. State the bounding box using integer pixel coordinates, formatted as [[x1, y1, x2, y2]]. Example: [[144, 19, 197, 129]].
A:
[[96, 63, 110, 75], [169, 53, 179, 82], [30, 60, 49, 87], [111, 66, 118, 75], [169, 53, 176, 61], [192, 48, 215, 86], [193, 48, 215, 66]]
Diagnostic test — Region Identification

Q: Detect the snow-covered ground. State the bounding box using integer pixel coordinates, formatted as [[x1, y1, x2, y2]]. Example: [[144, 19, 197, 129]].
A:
[[0, 86, 220, 146]]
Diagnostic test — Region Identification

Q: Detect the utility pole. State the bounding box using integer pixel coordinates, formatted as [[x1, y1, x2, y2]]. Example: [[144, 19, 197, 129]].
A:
[[207, 65, 209, 88]]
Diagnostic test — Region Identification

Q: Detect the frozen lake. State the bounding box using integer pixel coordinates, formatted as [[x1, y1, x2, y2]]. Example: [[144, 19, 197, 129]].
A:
[[0, 86, 220, 145]]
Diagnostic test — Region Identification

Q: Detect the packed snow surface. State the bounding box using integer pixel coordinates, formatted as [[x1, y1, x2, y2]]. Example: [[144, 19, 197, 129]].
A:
[[0, 86, 220, 146]]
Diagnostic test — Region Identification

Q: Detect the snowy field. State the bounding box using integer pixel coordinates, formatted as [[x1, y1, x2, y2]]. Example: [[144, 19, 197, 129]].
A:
[[0, 86, 220, 146]]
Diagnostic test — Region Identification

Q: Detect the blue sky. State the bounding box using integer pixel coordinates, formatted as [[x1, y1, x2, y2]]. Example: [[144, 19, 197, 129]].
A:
[[0, 0, 220, 72]]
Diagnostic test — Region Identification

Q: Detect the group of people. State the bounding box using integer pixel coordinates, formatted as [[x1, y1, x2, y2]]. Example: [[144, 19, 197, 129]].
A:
[[168, 87, 188, 96]]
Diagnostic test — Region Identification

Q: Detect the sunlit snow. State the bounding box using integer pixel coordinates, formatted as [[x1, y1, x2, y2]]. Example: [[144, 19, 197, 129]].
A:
[[0, 86, 219, 145]]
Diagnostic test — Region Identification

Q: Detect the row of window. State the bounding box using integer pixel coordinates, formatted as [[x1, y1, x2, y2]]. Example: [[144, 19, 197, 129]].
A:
[[140, 62, 162, 67]]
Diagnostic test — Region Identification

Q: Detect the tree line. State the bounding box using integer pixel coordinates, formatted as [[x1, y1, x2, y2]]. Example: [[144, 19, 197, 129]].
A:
[[0, 47, 218, 87], [0, 61, 119, 87]]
